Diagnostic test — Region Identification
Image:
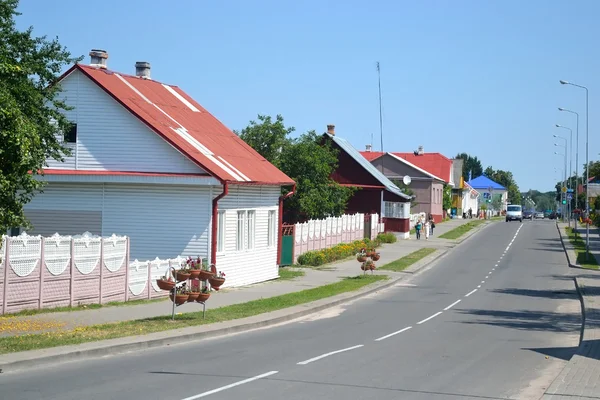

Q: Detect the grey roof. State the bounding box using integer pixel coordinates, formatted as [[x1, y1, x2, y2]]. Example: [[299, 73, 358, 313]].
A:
[[326, 133, 411, 200]]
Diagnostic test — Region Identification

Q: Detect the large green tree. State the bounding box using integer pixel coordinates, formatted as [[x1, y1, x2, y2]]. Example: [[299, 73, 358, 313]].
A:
[[237, 115, 354, 222], [455, 153, 483, 182], [485, 166, 521, 205], [0, 0, 80, 232]]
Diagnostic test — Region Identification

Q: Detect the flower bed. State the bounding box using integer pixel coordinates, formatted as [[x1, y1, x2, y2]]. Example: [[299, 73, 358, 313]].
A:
[[376, 232, 397, 244], [297, 238, 380, 266]]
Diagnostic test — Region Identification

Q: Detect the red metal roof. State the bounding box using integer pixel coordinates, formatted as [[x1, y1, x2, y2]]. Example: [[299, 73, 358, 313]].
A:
[[360, 151, 385, 162], [392, 152, 453, 184], [56, 64, 294, 186]]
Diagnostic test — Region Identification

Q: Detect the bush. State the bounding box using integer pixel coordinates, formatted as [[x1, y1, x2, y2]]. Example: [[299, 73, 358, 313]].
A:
[[376, 232, 397, 244], [297, 238, 381, 266]]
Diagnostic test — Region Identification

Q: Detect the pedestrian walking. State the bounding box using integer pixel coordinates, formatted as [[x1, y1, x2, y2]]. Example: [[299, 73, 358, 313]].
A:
[[424, 220, 430, 240], [415, 218, 422, 240], [428, 213, 435, 236]]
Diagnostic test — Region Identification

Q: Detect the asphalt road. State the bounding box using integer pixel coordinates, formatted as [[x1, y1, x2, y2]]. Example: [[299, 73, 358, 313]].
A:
[[1, 220, 581, 400]]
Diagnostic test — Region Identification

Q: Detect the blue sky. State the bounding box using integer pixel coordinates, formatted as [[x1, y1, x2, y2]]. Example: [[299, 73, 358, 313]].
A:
[[16, 0, 600, 191]]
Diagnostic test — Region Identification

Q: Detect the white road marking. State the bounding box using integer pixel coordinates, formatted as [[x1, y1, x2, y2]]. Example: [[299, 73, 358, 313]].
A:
[[477, 285, 481, 288], [297, 345, 364, 365], [417, 311, 443, 324], [375, 326, 412, 341], [465, 288, 478, 297], [485, 275, 489, 279], [444, 300, 461, 311], [181, 371, 279, 399], [481, 280, 485, 283]]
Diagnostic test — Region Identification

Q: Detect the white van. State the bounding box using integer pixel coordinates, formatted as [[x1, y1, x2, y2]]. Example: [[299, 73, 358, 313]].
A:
[[506, 205, 523, 222]]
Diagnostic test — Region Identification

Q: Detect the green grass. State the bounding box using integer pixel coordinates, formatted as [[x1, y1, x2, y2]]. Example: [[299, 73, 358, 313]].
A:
[[439, 220, 486, 240], [278, 268, 305, 280], [5, 297, 168, 317], [0, 274, 388, 354], [378, 248, 437, 272], [565, 227, 599, 270]]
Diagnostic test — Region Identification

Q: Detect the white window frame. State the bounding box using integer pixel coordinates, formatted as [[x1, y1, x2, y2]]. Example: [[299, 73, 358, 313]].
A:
[[247, 210, 256, 250], [267, 210, 276, 247], [236, 210, 246, 251], [217, 210, 226, 254]]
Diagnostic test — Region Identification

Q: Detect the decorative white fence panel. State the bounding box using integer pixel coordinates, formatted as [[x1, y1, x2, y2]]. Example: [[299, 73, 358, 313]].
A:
[[294, 213, 382, 260], [410, 212, 427, 229]]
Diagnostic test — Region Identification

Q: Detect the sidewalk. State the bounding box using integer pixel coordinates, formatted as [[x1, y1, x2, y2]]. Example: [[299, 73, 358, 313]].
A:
[[544, 223, 600, 399], [557, 222, 600, 268], [0, 217, 480, 337]]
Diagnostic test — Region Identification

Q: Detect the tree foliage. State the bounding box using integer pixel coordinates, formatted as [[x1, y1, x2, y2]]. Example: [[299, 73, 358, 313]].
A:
[[237, 115, 354, 222], [0, 0, 81, 232], [484, 166, 521, 205], [455, 153, 483, 182], [443, 184, 452, 211]]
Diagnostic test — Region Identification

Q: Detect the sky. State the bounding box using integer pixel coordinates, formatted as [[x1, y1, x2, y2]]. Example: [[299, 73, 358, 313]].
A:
[[15, 0, 600, 192]]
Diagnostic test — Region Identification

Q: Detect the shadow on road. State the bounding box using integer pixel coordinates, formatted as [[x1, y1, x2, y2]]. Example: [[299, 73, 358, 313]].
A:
[[456, 309, 580, 334], [488, 288, 577, 299], [524, 345, 579, 361]]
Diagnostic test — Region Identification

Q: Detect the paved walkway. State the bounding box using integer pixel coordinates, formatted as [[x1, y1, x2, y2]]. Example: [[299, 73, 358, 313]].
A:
[[0, 218, 480, 337], [544, 223, 600, 399]]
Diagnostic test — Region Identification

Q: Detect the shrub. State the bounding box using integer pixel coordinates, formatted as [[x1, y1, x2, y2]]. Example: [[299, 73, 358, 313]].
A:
[[297, 238, 381, 266], [377, 232, 397, 244]]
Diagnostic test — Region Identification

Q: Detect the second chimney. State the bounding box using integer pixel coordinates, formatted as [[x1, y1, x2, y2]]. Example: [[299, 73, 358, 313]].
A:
[[366, 144, 372, 152], [89, 49, 108, 69], [327, 124, 335, 135], [135, 62, 151, 79]]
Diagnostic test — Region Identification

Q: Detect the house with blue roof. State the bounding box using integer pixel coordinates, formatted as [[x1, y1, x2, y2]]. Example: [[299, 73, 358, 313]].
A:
[[467, 175, 508, 211], [321, 125, 412, 237]]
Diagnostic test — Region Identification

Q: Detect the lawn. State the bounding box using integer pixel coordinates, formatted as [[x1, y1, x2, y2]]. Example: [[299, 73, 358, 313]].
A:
[[5, 297, 168, 317], [278, 267, 305, 280], [439, 220, 486, 240], [0, 275, 387, 354], [378, 248, 437, 272], [565, 227, 599, 270]]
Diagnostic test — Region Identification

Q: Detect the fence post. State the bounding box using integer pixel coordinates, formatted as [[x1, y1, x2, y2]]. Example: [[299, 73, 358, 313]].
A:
[[39, 237, 45, 310], [99, 238, 104, 305], [2, 237, 10, 315], [124, 237, 130, 302], [69, 238, 75, 307], [147, 261, 151, 299]]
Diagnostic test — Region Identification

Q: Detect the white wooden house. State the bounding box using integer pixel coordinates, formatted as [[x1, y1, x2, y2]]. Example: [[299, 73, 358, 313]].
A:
[[18, 50, 295, 288]]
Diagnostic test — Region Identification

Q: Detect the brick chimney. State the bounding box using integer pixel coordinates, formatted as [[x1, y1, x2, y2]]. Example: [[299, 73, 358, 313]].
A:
[[89, 49, 108, 69], [135, 61, 151, 79], [327, 124, 335, 135]]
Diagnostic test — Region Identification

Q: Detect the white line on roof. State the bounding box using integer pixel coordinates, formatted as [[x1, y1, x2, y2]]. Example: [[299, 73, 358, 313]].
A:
[[162, 84, 200, 112], [218, 156, 251, 181]]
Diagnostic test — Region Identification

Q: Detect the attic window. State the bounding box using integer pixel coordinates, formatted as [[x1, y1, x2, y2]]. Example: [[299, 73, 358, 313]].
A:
[[64, 122, 77, 143]]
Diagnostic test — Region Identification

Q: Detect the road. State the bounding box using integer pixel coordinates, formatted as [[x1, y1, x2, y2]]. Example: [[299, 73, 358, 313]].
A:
[[0, 220, 581, 399]]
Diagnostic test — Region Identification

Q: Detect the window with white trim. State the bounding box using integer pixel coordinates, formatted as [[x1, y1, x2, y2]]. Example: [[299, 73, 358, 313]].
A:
[[236, 211, 245, 251], [247, 210, 256, 249], [217, 210, 225, 253], [268, 210, 276, 247]]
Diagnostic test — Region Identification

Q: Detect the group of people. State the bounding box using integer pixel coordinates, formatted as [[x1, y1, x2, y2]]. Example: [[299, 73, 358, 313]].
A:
[[414, 214, 435, 240]]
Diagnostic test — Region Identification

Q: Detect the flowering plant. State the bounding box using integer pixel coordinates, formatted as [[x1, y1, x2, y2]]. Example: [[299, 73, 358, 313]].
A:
[[218, 271, 226, 279], [186, 256, 203, 270]]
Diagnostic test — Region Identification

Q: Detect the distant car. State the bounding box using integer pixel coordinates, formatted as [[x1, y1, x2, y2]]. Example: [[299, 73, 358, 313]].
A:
[[523, 211, 534, 220], [548, 212, 557, 220], [506, 205, 523, 222], [535, 212, 544, 219]]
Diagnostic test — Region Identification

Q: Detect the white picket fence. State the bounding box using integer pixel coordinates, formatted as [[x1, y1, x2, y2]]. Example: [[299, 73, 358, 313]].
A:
[[409, 212, 427, 229], [294, 213, 383, 259]]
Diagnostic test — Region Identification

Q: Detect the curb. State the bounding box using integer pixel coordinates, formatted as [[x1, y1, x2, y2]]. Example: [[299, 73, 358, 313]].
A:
[[556, 222, 576, 268], [0, 222, 491, 373], [574, 276, 586, 346]]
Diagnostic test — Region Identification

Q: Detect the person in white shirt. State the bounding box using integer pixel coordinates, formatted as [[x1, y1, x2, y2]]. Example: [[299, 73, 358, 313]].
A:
[[424, 220, 430, 240]]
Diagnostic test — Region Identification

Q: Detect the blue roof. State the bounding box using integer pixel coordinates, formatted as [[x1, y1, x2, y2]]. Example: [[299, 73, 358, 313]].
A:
[[326, 134, 411, 200], [467, 175, 506, 190]]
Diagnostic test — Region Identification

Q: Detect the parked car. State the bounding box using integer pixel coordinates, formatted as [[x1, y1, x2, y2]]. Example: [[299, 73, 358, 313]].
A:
[[506, 205, 523, 222], [535, 212, 544, 219], [548, 212, 557, 220]]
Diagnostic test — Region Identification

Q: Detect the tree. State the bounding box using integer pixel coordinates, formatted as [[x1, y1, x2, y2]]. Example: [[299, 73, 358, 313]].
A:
[[0, 0, 81, 232], [485, 166, 521, 205], [279, 131, 354, 221], [237, 115, 354, 222], [455, 153, 483, 182], [391, 179, 416, 209], [443, 184, 452, 211], [235, 114, 294, 169]]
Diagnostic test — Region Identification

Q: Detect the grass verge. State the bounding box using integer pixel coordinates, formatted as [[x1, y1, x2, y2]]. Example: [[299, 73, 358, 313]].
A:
[[565, 227, 599, 270], [378, 248, 437, 272], [278, 268, 305, 280], [0, 275, 387, 354], [6, 297, 168, 317], [439, 220, 486, 240]]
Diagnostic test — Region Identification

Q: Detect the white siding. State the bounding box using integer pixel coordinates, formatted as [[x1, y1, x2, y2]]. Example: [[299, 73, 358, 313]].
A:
[[215, 185, 281, 287], [46, 69, 205, 174], [23, 183, 212, 262], [102, 184, 211, 261]]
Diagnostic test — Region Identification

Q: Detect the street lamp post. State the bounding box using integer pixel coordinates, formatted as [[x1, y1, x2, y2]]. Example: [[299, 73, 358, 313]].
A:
[[560, 80, 590, 260], [555, 126, 573, 225], [555, 168, 563, 211], [558, 108, 580, 226], [554, 137, 568, 223]]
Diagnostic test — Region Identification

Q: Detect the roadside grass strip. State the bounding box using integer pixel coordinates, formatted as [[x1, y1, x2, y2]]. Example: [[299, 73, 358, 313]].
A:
[[566, 227, 599, 270], [0, 275, 387, 354], [277, 267, 305, 280], [438, 220, 486, 240], [378, 248, 436, 272]]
